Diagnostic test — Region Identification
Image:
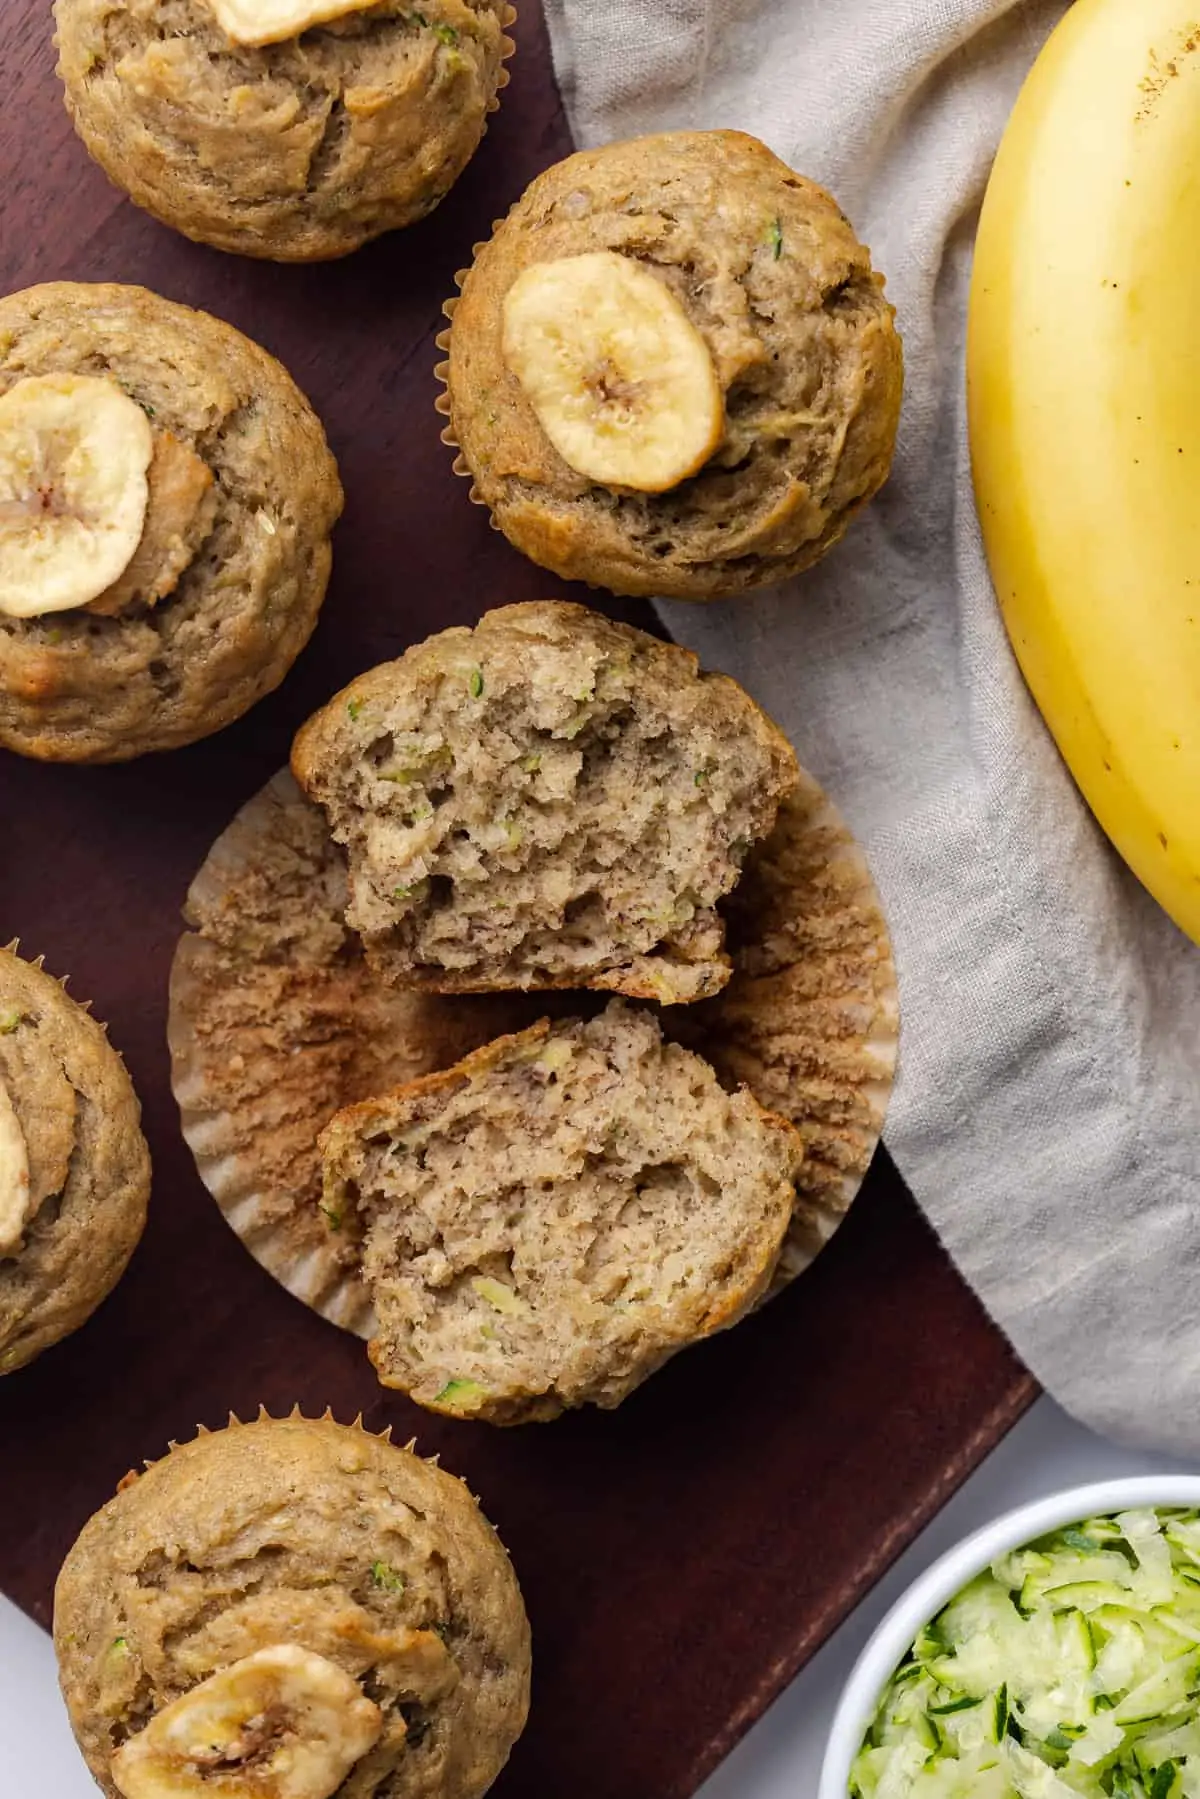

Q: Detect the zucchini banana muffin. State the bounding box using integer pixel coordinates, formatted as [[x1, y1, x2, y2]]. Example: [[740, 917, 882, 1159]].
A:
[[0, 283, 342, 762], [0, 944, 151, 1374], [168, 769, 549, 1335], [55, 0, 516, 261], [54, 1412, 531, 1799], [167, 762, 895, 1337], [439, 130, 903, 600], [319, 1001, 804, 1423], [291, 601, 799, 1003]]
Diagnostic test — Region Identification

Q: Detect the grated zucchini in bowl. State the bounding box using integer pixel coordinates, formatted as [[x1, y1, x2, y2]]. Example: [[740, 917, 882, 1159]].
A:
[[852, 1508, 1200, 1798]]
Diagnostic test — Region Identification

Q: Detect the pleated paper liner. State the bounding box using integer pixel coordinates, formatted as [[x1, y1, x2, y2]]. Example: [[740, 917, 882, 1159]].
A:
[[166, 772, 549, 1338], [435, 264, 496, 513], [112, 1405, 454, 1488], [493, 4, 518, 112], [168, 766, 897, 1335], [666, 768, 899, 1293]]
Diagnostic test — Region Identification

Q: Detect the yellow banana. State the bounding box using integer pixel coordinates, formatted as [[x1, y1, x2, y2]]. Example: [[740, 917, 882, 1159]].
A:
[[967, 0, 1200, 945]]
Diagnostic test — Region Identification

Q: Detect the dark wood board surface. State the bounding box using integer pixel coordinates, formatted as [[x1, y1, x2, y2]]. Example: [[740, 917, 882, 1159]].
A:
[[0, 6, 1038, 1794]]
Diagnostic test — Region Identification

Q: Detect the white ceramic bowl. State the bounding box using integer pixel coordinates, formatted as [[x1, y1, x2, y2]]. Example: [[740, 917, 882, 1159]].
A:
[[819, 1474, 1200, 1798]]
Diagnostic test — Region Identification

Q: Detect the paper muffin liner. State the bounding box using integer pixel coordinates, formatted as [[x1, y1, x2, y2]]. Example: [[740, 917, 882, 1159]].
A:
[[490, 4, 518, 113], [666, 767, 899, 1296], [167, 773, 548, 1337], [169, 761, 896, 1336], [115, 1407, 434, 1493], [435, 246, 510, 514], [3, 942, 97, 1015]]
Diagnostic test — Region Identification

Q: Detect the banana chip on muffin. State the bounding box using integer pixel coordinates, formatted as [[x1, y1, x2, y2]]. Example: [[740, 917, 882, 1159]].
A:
[[440, 130, 903, 600], [0, 282, 342, 762], [54, 1414, 531, 1799]]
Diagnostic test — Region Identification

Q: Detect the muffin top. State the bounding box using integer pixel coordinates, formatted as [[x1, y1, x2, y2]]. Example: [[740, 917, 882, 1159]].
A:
[[0, 944, 151, 1375], [54, 1414, 531, 1799], [445, 129, 904, 600], [0, 282, 342, 762], [54, 0, 515, 261]]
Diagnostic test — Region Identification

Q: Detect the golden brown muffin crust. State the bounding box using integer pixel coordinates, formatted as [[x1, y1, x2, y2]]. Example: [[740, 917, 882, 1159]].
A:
[[444, 130, 903, 600], [0, 945, 151, 1373], [54, 0, 514, 261], [53, 1414, 531, 1799], [0, 282, 343, 762]]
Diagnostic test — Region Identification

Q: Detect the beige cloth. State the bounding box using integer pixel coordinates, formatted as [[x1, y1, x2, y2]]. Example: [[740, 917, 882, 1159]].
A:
[[542, 0, 1200, 1452]]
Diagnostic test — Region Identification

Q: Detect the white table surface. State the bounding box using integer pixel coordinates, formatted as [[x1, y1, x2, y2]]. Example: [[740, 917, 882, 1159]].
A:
[[2, 1396, 1190, 1795]]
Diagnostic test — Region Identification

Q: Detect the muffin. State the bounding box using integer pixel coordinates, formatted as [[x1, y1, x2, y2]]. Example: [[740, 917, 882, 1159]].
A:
[[54, 0, 517, 262], [439, 129, 903, 600], [167, 761, 897, 1335], [0, 944, 151, 1374], [291, 601, 800, 1003], [54, 1413, 531, 1799], [320, 1000, 804, 1423], [0, 283, 342, 762]]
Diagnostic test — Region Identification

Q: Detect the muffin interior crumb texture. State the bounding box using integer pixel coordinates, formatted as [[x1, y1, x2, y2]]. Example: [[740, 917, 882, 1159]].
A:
[[54, 0, 513, 261], [0, 282, 342, 762], [321, 1001, 803, 1422], [292, 602, 799, 1003], [447, 129, 904, 599], [53, 1416, 531, 1799]]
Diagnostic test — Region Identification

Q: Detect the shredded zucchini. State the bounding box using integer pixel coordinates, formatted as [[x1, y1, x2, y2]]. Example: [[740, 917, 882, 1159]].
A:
[[852, 1508, 1200, 1798]]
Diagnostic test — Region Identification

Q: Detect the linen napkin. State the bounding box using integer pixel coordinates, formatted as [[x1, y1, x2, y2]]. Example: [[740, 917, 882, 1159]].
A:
[[541, 0, 1200, 1453]]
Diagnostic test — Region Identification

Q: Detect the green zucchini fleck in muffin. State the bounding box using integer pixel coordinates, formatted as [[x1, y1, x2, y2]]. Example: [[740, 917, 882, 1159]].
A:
[[54, 0, 517, 262], [0, 282, 342, 762], [290, 601, 800, 1003], [54, 1413, 531, 1799], [319, 1000, 805, 1423], [439, 129, 904, 600], [0, 944, 151, 1374], [166, 758, 898, 1345]]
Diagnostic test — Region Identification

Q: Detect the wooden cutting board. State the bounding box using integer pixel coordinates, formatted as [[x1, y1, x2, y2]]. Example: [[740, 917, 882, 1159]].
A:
[[0, 6, 1038, 1794]]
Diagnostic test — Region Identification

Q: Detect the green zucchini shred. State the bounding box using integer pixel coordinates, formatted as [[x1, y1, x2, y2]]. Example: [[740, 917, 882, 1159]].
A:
[[852, 1508, 1200, 1797]]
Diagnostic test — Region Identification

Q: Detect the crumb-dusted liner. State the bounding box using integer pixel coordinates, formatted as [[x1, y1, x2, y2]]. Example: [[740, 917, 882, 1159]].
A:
[[435, 258, 495, 512], [667, 767, 898, 1294], [168, 765, 897, 1337], [167, 772, 550, 1338]]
